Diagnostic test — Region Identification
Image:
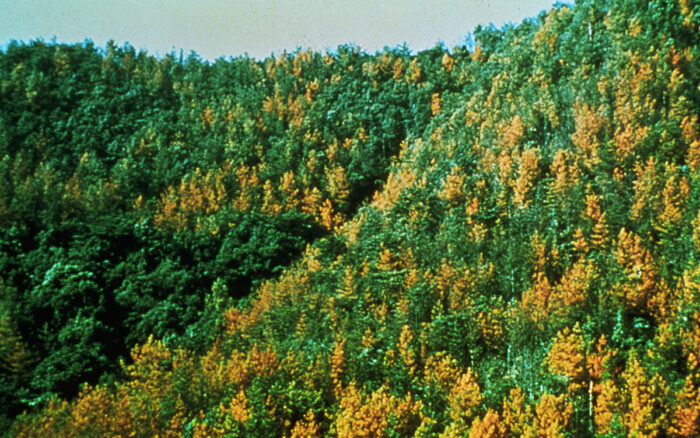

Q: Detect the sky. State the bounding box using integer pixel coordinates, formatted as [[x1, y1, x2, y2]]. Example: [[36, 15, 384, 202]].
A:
[[0, 0, 561, 61]]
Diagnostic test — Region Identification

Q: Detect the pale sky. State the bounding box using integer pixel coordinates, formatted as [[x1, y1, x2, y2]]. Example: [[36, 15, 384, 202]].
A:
[[0, 0, 561, 61]]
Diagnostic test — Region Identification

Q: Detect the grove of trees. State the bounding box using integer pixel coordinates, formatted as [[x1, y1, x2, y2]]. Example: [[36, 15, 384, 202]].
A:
[[1, 0, 699, 436]]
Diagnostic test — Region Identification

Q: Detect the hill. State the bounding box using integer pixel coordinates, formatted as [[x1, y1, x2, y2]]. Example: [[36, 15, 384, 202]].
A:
[[2, 0, 700, 436]]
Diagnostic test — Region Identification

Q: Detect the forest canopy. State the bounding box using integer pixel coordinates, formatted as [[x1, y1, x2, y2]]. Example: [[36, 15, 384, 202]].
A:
[[1, 0, 699, 436]]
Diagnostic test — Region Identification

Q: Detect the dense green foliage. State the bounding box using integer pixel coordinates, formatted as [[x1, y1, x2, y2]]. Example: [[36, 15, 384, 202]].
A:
[[0, 38, 434, 424], [2, 0, 700, 436]]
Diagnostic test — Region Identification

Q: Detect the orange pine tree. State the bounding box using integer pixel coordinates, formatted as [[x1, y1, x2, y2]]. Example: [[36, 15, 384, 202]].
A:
[[330, 338, 346, 396], [613, 228, 657, 311], [441, 52, 455, 72], [529, 393, 573, 438], [546, 323, 586, 391], [571, 101, 606, 168], [621, 352, 667, 437], [440, 166, 465, 205], [431, 93, 441, 115], [397, 324, 417, 376], [501, 387, 531, 436], [424, 352, 462, 391], [669, 375, 700, 437], [447, 368, 483, 424], [521, 272, 553, 324], [512, 148, 539, 208], [503, 114, 524, 149], [468, 409, 507, 438], [290, 410, 321, 437]]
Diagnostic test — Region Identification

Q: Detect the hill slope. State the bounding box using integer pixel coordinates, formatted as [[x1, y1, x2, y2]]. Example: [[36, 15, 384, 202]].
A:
[[5, 0, 700, 436]]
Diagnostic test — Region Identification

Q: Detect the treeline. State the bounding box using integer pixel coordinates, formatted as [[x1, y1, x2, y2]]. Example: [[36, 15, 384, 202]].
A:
[[3, 0, 700, 436]]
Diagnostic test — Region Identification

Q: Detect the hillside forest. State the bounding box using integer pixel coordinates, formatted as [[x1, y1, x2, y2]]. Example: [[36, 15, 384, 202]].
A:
[[1, 0, 699, 436]]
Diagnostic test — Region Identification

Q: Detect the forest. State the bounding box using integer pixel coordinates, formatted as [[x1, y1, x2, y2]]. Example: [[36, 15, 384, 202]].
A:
[[0, 0, 699, 435]]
